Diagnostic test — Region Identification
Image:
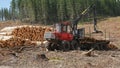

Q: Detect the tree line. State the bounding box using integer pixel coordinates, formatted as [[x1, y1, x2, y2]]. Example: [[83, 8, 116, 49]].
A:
[[0, 0, 120, 24]]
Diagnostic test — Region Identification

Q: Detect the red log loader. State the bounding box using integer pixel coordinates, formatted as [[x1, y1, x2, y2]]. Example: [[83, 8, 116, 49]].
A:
[[44, 4, 103, 51]]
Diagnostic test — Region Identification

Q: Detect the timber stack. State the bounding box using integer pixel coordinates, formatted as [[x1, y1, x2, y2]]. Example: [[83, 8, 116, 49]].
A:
[[11, 26, 52, 41], [0, 37, 36, 48]]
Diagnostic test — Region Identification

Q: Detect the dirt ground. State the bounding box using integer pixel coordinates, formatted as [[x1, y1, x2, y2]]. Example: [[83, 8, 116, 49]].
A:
[[0, 17, 120, 68]]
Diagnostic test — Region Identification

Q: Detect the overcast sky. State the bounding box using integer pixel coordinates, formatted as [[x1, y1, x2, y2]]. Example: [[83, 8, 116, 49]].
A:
[[0, 0, 12, 9]]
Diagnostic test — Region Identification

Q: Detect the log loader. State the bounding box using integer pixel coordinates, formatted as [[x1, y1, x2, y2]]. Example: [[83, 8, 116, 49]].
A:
[[44, 4, 102, 51]]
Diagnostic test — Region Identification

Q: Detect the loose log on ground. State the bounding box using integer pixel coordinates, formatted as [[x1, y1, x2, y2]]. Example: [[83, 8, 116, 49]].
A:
[[81, 48, 94, 57]]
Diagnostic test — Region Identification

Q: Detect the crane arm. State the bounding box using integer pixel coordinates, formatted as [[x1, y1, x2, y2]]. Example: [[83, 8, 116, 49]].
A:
[[70, 4, 96, 35], [72, 4, 95, 25]]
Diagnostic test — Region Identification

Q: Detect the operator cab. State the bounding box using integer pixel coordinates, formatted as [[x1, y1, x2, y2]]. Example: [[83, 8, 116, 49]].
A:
[[55, 21, 85, 39], [55, 21, 71, 33]]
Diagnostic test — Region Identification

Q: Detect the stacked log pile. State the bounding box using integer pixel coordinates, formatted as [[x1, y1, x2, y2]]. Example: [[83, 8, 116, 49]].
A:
[[11, 26, 52, 41], [0, 37, 36, 48], [0, 26, 52, 50]]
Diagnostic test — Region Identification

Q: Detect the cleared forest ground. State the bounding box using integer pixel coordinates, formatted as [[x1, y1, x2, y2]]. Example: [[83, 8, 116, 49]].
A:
[[0, 17, 120, 68]]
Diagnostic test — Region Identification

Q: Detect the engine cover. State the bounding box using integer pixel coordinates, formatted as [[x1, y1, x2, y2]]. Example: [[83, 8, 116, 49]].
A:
[[54, 32, 73, 41]]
